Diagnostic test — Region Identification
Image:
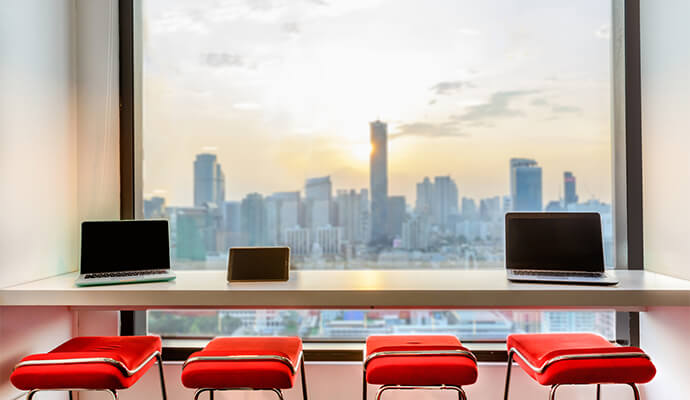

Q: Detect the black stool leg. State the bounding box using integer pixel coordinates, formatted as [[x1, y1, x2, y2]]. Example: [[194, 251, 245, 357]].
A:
[[300, 356, 308, 400], [597, 384, 601, 400], [363, 369, 367, 400], [156, 353, 168, 400], [503, 350, 514, 400], [629, 383, 640, 400]]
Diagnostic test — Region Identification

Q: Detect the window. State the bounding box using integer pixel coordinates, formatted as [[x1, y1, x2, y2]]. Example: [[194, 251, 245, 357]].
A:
[[137, 0, 616, 340]]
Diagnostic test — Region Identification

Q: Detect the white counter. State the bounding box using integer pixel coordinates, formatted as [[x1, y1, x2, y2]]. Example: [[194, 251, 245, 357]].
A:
[[2, 269, 689, 309]]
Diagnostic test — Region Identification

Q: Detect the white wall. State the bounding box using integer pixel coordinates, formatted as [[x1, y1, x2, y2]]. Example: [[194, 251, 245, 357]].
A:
[[640, 0, 690, 282], [0, 2, 78, 397], [639, 0, 690, 398], [0, 1, 120, 399], [76, 0, 120, 221], [0, 0, 78, 287]]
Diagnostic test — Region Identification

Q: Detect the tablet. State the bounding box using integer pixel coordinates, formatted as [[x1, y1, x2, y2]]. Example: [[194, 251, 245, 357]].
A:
[[227, 247, 290, 282]]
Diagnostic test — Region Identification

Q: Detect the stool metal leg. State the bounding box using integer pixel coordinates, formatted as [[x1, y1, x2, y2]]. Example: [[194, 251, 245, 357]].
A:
[[597, 384, 601, 400], [548, 384, 561, 400], [628, 383, 640, 400], [300, 356, 308, 400], [503, 349, 514, 400], [27, 389, 117, 400], [375, 385, 466, 400], [156, 353, 168, 400], [69, 392, 73, 400]]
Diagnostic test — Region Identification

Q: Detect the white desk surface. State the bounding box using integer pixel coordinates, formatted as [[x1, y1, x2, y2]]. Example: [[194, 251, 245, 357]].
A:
[[1, 270, 689, 310]]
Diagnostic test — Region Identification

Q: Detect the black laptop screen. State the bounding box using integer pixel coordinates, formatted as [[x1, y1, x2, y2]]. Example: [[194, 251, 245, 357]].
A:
[[80, 220, 170, 274], [505, 213, 604, 272]]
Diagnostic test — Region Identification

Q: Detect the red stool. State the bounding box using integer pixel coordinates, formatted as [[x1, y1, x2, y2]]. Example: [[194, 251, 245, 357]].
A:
[[10, 336, 167, 400], [181, 337, 307, 400], [363, 335, 478, 400], [503, 333, 656, 400]]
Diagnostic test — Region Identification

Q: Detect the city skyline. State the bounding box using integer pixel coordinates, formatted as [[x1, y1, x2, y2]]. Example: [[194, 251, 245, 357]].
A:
[[142, 0, 613, 207]]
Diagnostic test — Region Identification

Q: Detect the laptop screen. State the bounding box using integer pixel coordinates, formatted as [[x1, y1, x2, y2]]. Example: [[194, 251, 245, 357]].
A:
[[80, 220, 170, 274], [505, 212, 604, 272]]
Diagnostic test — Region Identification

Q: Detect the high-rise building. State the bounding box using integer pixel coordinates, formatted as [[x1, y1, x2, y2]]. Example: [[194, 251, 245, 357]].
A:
[[402, 215, 431, 251], [223, 201, 243, 247], [564, 171, 578, 206], [265, 191, 301, 245], [174, 207, 208, 261], [194, 153, 225, 207], [305, 176, 332, 230], [369, 120, 388, 244], [335, 189, 368, 243], [144, 196, 166, 219], [479, 196, 501, 221], [415, 177, 433, 215], [386, 196, 406, 238], [285, 227, 310, 256], [240, 193, 266, 246], [461, 197, 478, 220], [510, 158, 542, 211], [315, 226, 344, 255], [432, 176, 459, 230]]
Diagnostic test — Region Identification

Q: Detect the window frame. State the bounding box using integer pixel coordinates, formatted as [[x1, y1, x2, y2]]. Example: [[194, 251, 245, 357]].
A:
[[118, 0, 644, 359]]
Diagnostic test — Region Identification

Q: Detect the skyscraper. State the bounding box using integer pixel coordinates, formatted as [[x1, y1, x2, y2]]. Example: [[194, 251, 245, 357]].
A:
[[144, 196, 166, 219], [461, 197, 478, 220], [335, 189, 367, 243], [305, 176, 332, 230], [564, 171, 578, 206], [240, 193, 266, 246], [369, 120, 388, 244], [510, 158, 542, 211], [415, 177, 433, 215], [194, 153, 225, 207], [432, 176, 459, 230], [266, 191, 301, 244], [386, 196, 407, 238]]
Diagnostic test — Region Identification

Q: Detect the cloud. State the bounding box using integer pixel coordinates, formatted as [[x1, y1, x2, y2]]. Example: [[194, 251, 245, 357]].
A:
[[202, 52, 244, 68], [552, 105, 582, 114], [391, 121, 467, 140], [530, 98, 549, 107], [458, 28, 480, 36], [430, 80, 472, 96], [233, 103, 263, 110], [596, 24, 611, 39], [455, 90, 537, 122], [282, 22, 301, 34]]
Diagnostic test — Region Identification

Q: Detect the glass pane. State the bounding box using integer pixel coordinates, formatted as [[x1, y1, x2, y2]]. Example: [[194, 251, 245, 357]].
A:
[[147, 309, 616, 341], [140, 0, 614, 271], [139, 0, 616, 341]]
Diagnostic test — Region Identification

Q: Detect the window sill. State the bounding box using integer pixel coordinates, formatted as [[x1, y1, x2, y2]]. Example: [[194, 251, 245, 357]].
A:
[[161, 339, 509, 363]]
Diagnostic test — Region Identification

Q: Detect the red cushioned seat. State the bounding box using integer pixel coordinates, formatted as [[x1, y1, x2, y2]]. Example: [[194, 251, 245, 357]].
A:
[[181, 337, 302, 389], [507, 333, 656, 385], [11, 336, 162, 390], [365, 335, 478, 386]]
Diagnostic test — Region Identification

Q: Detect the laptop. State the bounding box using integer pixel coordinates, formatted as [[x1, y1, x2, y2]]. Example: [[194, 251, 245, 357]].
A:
[[75, 220, 176, 287], [505, 212, 618, 285]]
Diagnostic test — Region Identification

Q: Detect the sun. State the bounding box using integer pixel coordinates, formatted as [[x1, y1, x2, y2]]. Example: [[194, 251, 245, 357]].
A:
[[352, 142, 373, 162]]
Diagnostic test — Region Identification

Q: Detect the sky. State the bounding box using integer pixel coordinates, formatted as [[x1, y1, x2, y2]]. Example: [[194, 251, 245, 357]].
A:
[[141, 0, 613, 207]]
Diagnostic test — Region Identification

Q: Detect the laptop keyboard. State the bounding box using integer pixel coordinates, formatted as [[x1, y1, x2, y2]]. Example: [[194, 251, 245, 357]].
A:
[[511, 270, 603, 278], [84, 270, 168, 279]]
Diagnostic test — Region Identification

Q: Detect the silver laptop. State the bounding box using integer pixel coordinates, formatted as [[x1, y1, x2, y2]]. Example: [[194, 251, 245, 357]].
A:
[[75, 220, 176, 287], [505, 212, 618, 285]]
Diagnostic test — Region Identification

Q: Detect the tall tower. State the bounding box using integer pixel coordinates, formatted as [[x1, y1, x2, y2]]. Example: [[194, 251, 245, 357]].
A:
[[432, 176, 459, 230], [304, 176, 332, 230], [510, 158, 542, 211], [194, 153, 225, 207], [369, 120, 388, 244], [564, 171, 578, 207]]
